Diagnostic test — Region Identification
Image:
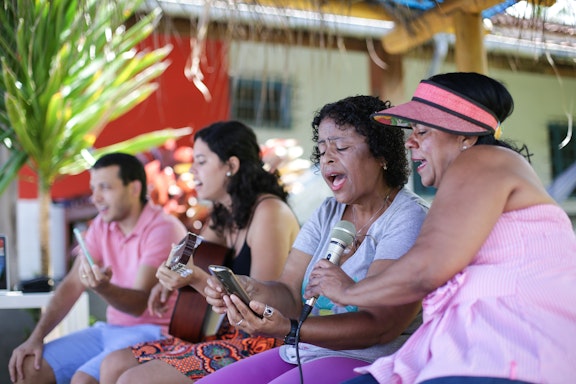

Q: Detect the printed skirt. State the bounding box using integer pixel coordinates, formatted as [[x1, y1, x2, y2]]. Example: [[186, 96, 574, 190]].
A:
[[131, 322, 283, 380]]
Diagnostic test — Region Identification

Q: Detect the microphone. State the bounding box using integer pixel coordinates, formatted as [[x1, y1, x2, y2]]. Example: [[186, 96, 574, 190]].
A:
[[299, 220, 356, 322]]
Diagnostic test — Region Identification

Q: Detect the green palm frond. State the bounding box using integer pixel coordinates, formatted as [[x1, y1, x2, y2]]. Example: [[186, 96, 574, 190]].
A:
[[0, 0, 177, 193], [58, 127, 193, 175]]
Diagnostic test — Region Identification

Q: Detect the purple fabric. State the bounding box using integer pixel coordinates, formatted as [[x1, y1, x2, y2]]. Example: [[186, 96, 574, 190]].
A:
[[196, 347, 366, 384]]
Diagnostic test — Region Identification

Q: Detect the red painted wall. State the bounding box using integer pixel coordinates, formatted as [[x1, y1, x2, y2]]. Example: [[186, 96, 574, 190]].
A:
[[19, 35, 230, 200]]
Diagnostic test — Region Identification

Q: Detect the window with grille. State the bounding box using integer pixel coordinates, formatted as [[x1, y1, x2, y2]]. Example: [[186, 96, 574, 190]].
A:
[[229, 77, 292, 129]]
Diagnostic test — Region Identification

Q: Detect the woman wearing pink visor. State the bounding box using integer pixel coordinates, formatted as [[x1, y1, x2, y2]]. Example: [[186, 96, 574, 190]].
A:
[[306, 72, 576, 384]]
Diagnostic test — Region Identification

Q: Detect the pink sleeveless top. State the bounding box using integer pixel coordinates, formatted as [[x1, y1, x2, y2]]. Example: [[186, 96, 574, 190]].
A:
[[357, 204, 576, 383]]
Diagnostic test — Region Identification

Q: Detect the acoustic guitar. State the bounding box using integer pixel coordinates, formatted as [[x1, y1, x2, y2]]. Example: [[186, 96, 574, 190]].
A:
[[168, 236, 234, 343]]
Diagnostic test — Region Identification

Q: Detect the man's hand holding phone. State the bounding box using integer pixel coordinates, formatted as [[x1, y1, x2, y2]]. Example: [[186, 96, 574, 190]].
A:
[[74, 228, 111, 289], [73, 228, 95, 267]]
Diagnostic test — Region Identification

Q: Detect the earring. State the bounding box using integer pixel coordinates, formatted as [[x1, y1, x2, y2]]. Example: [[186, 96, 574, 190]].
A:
[[226, 171, 232, 177], [382, 164, 387, 170], [462, 146, 468, 151]]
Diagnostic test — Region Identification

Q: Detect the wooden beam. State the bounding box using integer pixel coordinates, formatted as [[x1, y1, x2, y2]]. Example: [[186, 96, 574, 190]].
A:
[[453, 11, 487, 73], [537, 0, 557, 6], [381, 0, 517, 54], [369, 43, 405, 105]]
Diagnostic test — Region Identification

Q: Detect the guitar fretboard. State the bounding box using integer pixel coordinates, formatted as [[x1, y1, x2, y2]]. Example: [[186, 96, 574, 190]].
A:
[[168, 232, 200, 273]]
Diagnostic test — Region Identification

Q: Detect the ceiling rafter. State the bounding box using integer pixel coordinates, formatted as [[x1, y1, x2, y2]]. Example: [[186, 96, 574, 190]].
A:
[[149, 0, 576, 65], [381, 0, 517, 54]]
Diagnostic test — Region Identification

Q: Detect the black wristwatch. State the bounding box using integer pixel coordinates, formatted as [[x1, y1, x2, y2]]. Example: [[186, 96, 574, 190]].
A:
[[283, 318, 299, 345]]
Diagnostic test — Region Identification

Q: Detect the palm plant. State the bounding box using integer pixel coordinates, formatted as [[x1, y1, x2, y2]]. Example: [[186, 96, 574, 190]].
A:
[[0, 0, 189, 277]]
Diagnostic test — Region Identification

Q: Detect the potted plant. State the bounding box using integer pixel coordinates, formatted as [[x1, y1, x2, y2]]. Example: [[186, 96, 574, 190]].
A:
[[0, 0, 189, 278]]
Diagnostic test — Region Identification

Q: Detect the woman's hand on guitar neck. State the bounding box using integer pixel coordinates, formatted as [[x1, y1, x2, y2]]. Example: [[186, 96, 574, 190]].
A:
[[148, 282, 175, 317]]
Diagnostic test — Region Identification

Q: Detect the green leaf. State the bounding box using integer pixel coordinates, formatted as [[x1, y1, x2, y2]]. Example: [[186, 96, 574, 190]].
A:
[[4, 93, 41, 160], [0, 150, 28, 196], [58, 127, 193, 175]]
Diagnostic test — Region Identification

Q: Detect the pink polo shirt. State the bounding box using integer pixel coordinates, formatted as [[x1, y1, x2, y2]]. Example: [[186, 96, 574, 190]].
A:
[[83, 202, 187, 332]]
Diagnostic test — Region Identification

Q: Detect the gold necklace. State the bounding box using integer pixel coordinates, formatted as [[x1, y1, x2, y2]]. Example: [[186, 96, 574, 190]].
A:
[[352, 187, 395, 247]]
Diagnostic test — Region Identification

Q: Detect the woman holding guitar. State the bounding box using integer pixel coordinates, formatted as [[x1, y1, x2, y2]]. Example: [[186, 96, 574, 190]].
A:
[[100, 121, 300, 383]]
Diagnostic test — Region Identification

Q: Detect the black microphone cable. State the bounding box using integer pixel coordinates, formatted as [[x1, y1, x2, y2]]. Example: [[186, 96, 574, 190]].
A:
[[295, 304, 314, 384], [295, 319, 304, 384]]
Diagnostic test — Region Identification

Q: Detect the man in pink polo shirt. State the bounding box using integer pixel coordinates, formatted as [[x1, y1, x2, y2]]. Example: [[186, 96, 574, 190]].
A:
[[9, 153, 188, 384]]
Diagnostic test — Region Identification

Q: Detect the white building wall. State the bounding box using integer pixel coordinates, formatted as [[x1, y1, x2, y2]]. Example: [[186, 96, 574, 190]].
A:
[[229, 41, 371, 159]]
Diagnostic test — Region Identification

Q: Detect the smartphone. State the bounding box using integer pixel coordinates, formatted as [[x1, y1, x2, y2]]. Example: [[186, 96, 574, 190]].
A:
[[73, 227, 95, 267], [208, 265, 261, 317]]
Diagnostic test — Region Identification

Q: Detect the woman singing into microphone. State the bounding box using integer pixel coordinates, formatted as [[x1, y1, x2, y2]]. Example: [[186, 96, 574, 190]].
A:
[[200, 95, 429, 384]]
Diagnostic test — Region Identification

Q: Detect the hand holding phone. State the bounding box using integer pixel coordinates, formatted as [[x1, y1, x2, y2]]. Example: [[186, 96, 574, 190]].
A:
[[208, 265, 262, 318], [73, 227, 95, 267]]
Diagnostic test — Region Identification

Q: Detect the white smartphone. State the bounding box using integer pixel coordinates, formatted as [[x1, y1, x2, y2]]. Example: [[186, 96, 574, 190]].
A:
[[73, 227, 95, 267]]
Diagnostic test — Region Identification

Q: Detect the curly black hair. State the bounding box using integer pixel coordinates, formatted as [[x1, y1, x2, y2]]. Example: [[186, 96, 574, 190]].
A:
[[310, 95, 410, 188], [194, 121, 289, 235]]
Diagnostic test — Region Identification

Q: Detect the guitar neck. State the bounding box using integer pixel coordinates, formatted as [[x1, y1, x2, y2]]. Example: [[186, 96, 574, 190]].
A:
[[169, 232, 200, 271]]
